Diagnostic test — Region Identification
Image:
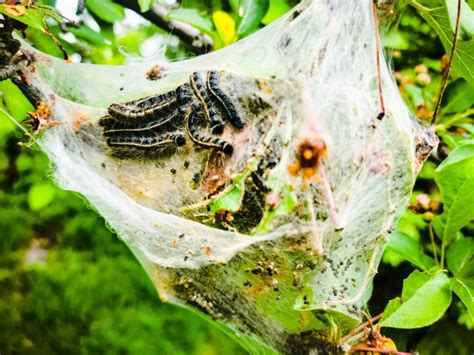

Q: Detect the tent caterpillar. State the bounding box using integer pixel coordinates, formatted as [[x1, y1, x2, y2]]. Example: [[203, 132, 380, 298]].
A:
[[103, 111, 181, 136], [190, 72, 224, 135], [100, 71, 242, 159], [207, 71, 245, 129], [107, 132, 186, 158], [186, 105, 233, 155]]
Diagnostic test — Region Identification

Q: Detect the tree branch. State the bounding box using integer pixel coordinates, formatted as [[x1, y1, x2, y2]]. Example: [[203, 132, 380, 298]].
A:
[[113, 0, 213, 54], [1, 15, 45, 106], [432, 0, 462, 123]]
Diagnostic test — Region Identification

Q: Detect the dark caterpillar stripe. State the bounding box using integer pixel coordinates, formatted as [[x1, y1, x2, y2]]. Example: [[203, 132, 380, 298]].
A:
[[119, 83, 191, 111], [103, 111, 182, 135], [106, 132, 186, 159], [189, 72, 224, 135], [107, 84, 193, 121], [126, 90, 176, 110], [176, 83, 193, 105], [108, 95, 179, 120], [107, 132, 186, 147], [99, 85, 192, 135], [207, 71, 245, 129], [186, 109, 233, 155], [109, 90, 173, 113]]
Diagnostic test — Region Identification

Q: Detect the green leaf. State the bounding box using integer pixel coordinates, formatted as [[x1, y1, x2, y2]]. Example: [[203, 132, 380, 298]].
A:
[[446, 0, 474, 37], [138, 0, 155, 13], [0, 80, 34, 121], [0, 4, 63, 31], [68, 25, 107, 46], [447, 237, 474, 277], [209, 158, 260, 214], [451, 278, 474, 321], [254, 184, 297, 234], [0, 110, 16, 141], [237, 0, 270, 37], [210, 179, 245, 214], [26, 27, 65, 58], [262, 0, 292, 25], [418, 160, 438, 180], [380, 271, 452, 328], [166, 8, 215, 37], [435, 144, 474, 242], [0, 6, 46, 31], [229, 0, 239, 14], [405, 83, 424, 107], [416, 3, 474, 86], [383, 30, 410, 50], [438, 131, 472, 149], [442, 79, 474, 113], [385, 231, 436, 270], [28, 182, 56, 211], [85, 0, 125, 23]]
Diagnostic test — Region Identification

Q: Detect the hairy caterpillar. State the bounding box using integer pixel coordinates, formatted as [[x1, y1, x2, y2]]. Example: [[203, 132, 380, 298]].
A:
[[102, 111, 182, 135], [207, 71, 245, 129], [106, 132, 186, 158], [107, 84, 193, 120], [190, 72, 224, 135], [108, 95, 179, 120], [186, 104, 233, 155], [100, 71, 242, 159]]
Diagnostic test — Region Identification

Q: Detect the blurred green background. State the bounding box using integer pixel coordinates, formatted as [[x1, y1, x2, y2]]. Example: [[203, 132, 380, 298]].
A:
[[1, 0, 473, 354]]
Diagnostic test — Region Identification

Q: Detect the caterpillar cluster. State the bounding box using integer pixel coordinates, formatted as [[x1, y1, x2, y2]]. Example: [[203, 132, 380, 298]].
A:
[[99, 71, 244, 159]]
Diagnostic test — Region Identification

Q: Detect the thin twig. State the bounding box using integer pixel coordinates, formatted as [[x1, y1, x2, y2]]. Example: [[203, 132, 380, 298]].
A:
[[372, 0, 385, 120], [432, 0, 462, 123], [428, 221, 439, 265], [319, 164, 343, 231], [10, 72, 44, 105], [407, 0, 432, 13], [436, 108, 474, 130], [0, 17, 45, 106], [340, 313, 384, 344], [305, 188, 324, 254], [113, 0, 213, 54]]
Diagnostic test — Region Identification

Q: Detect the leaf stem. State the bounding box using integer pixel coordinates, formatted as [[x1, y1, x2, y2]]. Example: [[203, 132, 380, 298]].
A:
[[436, 108, 474, 130], [372, 0, 385, 120], [340, 313, 384, 344], [319, 164, 343, 231], [305, 188, 324, 254], [432, 0, 462, 123], [440, 231, 446, 269], [428, 221, 439, 265], [113, 0, 213, 54], [406, 0, 432, 13]]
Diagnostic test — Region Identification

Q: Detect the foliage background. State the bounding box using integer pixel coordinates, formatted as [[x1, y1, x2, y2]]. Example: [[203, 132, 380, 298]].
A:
[[0, 0, 473, 354]]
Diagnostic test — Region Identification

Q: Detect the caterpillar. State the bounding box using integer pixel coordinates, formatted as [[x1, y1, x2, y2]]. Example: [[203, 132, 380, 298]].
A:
[[106, 132, 186, 159], [100, 70, 244, 160], [102, 112, 182, 136], [207, 71, 245, 129], [186, 106, 233, 155], [108, 95, 179, 120], [190, 72, 224, 135], [107, 84, 193, 120]]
